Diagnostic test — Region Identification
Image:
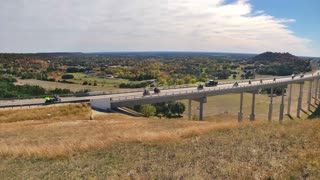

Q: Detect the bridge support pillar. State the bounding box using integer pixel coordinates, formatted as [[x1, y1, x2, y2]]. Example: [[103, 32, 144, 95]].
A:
[[199, 101, 204, 121], [238, 92, 244, 122], [287, 84, 293, 115], [250, 92, 256, 121], [279, 88, 285, 122], [318, 78, 320, 99], [315, 79, 319, 104], [297, 83, 304, 118], [307, 80, 313, 111], [268, 87, 274, 121], [188, 99, 192, 120], [195, 97, 207, 121], [199, 97, 207, 121]]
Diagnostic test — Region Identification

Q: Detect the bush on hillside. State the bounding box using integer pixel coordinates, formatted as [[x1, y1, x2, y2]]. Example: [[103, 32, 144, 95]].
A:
[[140, 105, 156, 117]]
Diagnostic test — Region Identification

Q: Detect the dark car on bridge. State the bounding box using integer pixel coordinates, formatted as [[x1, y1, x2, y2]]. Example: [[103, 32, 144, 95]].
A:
[[205, 80, 218, 87]]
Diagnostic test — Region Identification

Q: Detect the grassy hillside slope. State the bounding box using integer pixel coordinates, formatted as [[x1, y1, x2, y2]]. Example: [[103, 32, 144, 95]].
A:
[[0, 103, 91, 123], [0, 105, 320, 179]]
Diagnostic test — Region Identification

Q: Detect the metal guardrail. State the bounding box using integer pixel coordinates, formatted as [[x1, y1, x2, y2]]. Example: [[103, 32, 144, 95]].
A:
[[0, 73, 319, 109], [0, 74, 303, 102], [0, 99, 90, 109], [110, 74, 319, 103]]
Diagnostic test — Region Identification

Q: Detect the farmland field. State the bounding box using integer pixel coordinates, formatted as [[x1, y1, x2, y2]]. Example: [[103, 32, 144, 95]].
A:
[[15, 78, 137, 93]]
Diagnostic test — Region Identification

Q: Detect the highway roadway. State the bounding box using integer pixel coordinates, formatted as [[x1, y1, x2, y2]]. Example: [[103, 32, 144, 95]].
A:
[[0, 72, 318, 108]]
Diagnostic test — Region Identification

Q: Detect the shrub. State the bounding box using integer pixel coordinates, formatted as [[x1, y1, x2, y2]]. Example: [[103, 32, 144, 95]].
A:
[[119, 82, 148, 88], [172, 102, 186, 116], [140, 105, 156, 117], [61, 74, 74, 80]]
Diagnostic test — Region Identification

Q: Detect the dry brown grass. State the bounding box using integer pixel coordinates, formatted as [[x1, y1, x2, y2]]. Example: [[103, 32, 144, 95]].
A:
[[0, 105, 320, 179], [1, 100, 320, 179], [0, 103, 92, 123], [1, 114, 320, 179], [0, 112, 243, 158]]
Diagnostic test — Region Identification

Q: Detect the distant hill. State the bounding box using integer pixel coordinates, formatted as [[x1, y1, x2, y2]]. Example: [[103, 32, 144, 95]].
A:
[[250, 52, 306, 64], [248, 52, 311, 76]]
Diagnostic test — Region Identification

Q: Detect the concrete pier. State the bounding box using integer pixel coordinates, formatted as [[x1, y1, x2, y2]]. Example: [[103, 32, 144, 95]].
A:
[[250, 92, 256, 121], [199, 100, 204, 121], [238, 92, 244, 122], [268, 87, 273, 121], [297, 83, 304, 118], [318, 79, 320, 99], [287, 84, 293, 115], [195, 97, 207, 121], [307, 81, 313, 111], [315, 79, 319, 104], [188, 99, 192, 120], [279, 88, 285, 122]]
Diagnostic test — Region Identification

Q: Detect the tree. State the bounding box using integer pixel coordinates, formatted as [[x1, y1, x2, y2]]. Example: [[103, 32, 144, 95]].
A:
[[140, 105, 156, 117], [232, 74, 237, 79], [172, 102, 185, 116], [61, 74, 74, 80]]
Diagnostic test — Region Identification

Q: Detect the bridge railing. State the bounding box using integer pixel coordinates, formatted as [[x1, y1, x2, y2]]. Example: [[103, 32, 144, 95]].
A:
[[110, 74, 318, 102]]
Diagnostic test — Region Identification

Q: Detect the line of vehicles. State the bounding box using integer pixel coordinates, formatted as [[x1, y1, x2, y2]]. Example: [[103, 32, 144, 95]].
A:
[[45, 73, 309, 101]]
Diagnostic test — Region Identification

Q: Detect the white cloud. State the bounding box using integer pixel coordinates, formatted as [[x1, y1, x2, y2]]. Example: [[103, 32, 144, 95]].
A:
[[0, 0, 317, 56]]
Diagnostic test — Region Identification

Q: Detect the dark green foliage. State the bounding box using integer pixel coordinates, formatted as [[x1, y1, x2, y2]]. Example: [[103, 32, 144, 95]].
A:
[[21, 72, 48, 80], [140, 105, 156, 117], [58, 80, 75, 84], [261, 87, 286, 96], [232, 74, 237, 79], [153, 102, 186, 118], [308, 106, 320, 119], [46, 78, 56, 82], [66, 67, 85, 73], [61, 74, 74, 80], [133, 102, 186, 118], [169, 102, 186, 116], [251, 52, 311, 76], [0, 77, 74, 98], [244, 71, 255, 79], [0, 77, 46, 98], [48, 88, 71, 95], [119, 82, 148, 88]]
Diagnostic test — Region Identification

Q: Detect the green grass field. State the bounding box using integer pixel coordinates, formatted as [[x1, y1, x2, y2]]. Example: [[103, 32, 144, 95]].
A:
[[68, 73, 129, 86], [183, 83, 316, 121]]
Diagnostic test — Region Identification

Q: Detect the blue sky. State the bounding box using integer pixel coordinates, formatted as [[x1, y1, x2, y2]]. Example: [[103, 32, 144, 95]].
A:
[[0, 0, 319, 56], [250, 0, 320, 56]]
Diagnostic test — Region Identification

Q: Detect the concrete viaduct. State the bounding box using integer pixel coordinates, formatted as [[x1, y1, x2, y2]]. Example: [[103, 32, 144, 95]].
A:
[[91, 72, 320, 122]]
